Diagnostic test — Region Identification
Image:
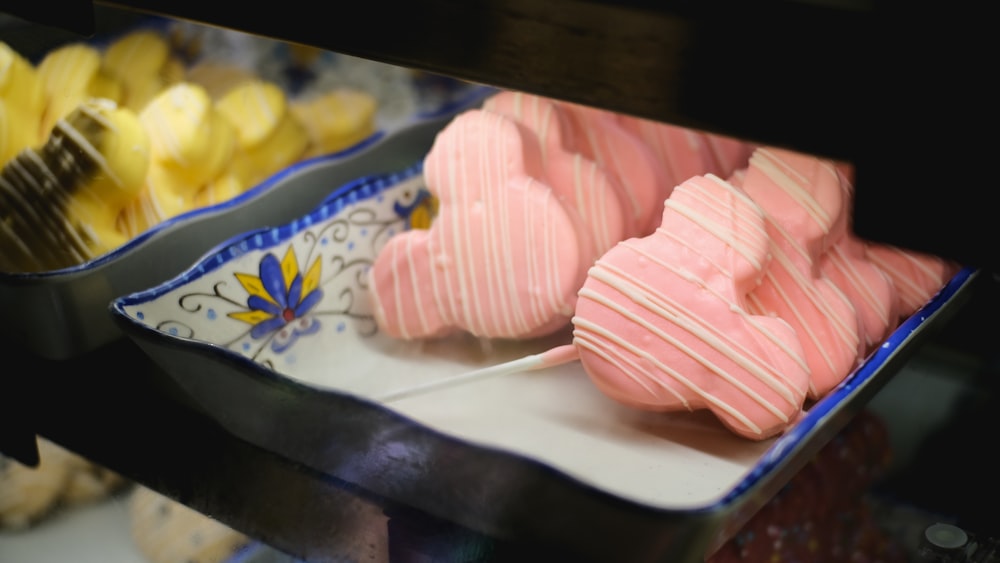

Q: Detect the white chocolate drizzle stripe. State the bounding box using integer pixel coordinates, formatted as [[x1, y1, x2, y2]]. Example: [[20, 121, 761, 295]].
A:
[[611, 239, 809, 385], [457, 117, 483, 333], [406, 234, 430, 336], [676, 176, 769, 261], [751, 148, 833, 237], [866, 248, 940, 310], [475, 119, 497, 335], [540, 181, 562, 316], [573, 330, 688, 406], [54, 115, 124, 195], [763, 235, 860, 360], [587, 262, 802, 407], [426, 225, 446, 333], [827, 244, 891, 333], [484, 142, 514, 334], [754, 262, 835, 387], [434, 151, 461, 327], [580, 116, 641, 220], [498, 119, 530, 333], [664, 184, 763, 272], [7, 148, 91, 260], [521, 176, 541, 330], [573, 314, 767, 435], [590, 160, 612, 253], [390, 235, 410, 339], [503, 136, 527, 334], [251, 83, 279, 126]]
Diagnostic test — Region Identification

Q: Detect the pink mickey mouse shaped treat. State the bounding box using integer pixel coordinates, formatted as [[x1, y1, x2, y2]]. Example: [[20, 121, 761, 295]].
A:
[[573, 173, 812, 440], [369, 109, 596, 340], [557, 101, 669, 237], [482, 91, 628, 256], [741, 147, 863, 400]]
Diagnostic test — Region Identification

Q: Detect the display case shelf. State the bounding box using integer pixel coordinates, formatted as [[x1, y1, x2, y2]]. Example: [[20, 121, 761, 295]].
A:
[[1, 272, 992, 562]]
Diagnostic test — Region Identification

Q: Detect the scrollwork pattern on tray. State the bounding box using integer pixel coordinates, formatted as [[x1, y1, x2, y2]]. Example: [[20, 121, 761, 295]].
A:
[[139, 171, 432, 364], [153, 320, 196, 339]]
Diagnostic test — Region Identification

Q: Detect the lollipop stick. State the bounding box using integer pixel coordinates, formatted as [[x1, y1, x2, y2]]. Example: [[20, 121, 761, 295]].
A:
[[378, 344, 579, 403]]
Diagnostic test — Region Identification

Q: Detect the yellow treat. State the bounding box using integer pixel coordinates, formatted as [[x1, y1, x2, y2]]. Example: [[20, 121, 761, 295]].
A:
[[118, 161, 240, 240], [146, 166, 195, 220], [291, 88, 377, 158], [0, 98, 39, 165], [193, 172, 245, 209], [140, 82, 237, 189], [123, 157, 230, 233], [116, 182, 166, 241], [0, 42, 46, 151], [216, 80, 290, 149], [63, 99, 151, 247], [232, 112, 309, 186], [0, 98, 150, 272], [216, 79, 308, 187], [103, 29, 184, 111], [117, 82, 238, 230], [36, 43, 122, 137], [88, 72, 122, 103]]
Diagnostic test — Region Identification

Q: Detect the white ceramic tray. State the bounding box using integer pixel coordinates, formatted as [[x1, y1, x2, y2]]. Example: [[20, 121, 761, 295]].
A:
[[110, 163, 978, 561]]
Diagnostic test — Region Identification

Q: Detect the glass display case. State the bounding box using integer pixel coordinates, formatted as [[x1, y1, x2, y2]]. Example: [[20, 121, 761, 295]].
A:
[[1, 2, 997, 562]]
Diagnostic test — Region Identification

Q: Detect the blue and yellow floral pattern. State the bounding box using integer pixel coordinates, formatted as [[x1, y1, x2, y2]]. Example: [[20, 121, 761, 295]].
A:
[[229, 247, 323, 353], [127, 168, 436, 367]]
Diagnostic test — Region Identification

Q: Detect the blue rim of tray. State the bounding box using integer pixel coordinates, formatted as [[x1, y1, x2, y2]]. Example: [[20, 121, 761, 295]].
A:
[[715, 264, 976, 507]]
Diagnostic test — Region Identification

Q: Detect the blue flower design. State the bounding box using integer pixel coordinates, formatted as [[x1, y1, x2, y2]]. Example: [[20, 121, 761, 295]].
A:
[[230, 247, 323, 353]]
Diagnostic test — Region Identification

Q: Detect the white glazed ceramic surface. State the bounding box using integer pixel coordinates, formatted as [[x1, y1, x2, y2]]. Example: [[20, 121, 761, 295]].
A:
[[115, 162, 978, 515]]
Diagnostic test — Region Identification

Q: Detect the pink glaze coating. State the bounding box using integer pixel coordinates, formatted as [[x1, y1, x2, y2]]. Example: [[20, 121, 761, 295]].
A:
[[572, 173, 810, 440], [820, 236, 899, 353], [727, 168, 747, 188], [741, 147, 862, 400], [482, 91, 627, 256], [818, 171, 900, 352], [369, 109, 594, 340], [618, 114, 755, 206], [863, 243, 959, 319], [557, 102, 669, 237]]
